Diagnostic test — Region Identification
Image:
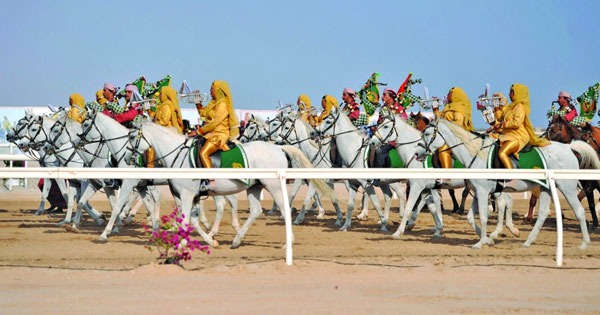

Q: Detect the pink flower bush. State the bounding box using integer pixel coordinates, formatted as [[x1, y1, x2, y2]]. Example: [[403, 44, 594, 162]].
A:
[[142, 207, 210, 265]]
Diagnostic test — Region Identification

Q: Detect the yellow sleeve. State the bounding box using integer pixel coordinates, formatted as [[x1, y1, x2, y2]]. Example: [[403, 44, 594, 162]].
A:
[[153, 104, 172, 127], [200, 101, 228, 134], [67, 106, 83, 123], [502, 103, 525, 130]]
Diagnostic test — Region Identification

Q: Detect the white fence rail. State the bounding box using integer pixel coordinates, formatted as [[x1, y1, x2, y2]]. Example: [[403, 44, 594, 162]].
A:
[[0, 166, 599, 267]]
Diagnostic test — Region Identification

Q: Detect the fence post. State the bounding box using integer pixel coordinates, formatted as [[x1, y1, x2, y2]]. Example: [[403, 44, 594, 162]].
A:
[[277, 169, 293, 265], [546, 170, 563, 267]]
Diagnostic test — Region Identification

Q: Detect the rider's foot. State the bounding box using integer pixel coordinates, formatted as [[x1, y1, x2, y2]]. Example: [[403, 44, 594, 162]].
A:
[[372, 179, 381, 187]]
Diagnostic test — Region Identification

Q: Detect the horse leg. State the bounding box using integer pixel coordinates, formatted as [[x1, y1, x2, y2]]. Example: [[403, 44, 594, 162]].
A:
[[99, 180, 137, 242], [357, 187, 371, 220], [226, 194, 240, 232], [194, 199, 212, 230], [208, 195, 227, 238], [35, 178, 52, 215], [489, 193, 504, 240], [523, 191, 552, 248], [565, 186, 592, 249], [58, 185, 77, 228], [502, 193, 519, 237], [582, 182, 599, 228], [448, 189, 460, 213], [472, 190, 491, 249], [458, 186, 469, 215], [392, 181, 424, 239], [340, 186, 358, 231], [362, 184, 387, 232], [524, 187, 540, 224], [232, 186, 266, 249], [294, 183, 317, 225], [426, 190, 444, 238]]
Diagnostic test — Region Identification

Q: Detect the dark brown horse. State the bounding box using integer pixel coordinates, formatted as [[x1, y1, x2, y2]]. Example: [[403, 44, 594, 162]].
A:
[[544, 114, 600, 228], [409, 111, 470, 214]]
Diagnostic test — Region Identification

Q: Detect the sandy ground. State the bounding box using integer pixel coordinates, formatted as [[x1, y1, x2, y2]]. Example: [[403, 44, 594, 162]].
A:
[[0, 181, 599, 314]]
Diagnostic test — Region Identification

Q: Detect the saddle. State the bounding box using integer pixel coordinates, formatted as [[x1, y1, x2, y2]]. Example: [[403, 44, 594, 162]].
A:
[[193, 136, 238, 169], [490, 142, 533, 169]]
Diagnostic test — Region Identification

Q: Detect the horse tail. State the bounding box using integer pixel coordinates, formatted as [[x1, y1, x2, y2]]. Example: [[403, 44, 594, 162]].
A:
[[570, 140, 600, 169], [280, 145, 338, 204]]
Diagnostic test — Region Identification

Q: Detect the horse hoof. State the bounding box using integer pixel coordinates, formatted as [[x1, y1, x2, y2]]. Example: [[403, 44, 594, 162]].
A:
[[522, 242, 531, 248], [357, 214, 367, 221], [391, 233, 401, 240], [406, 223, 415, 231], [316, 214, 325, 220], [212, 239, 220, 248], [96, 219, 105, 226], [63, 225, 81, 233], [231, 240, 241, 249], [512, 228, 520, 237], [579, 242, 588, 250]]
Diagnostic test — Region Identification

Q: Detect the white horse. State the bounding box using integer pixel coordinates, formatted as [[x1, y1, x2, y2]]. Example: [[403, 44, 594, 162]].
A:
[[13, 112, 105, 226], [273, 116, 346, 225], [313, 111, 401, 232], [7, 112, 70, 215], [238, 115, 269, 143], [370, 114, 517, 240], [416, 119, 598, 249], [127, 119, 337, 248]]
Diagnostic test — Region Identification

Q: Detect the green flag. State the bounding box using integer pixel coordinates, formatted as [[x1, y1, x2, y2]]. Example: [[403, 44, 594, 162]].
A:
[[358, 72, 385, 116], [577, 83, 599, 121]]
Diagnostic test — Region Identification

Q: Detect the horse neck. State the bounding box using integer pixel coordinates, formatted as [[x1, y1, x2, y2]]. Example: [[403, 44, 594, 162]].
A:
[[96, 114, 130, 158], [141, 122, 189, 166], [293, 121, 323, 162], [333, 116, 365, 165], [438, 122, 487, 168], [392, 118, 422, 163]]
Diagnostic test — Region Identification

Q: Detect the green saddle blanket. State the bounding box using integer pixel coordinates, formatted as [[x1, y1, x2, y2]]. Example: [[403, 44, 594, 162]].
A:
[[189, 144, 250, 185], [487, 145, 548, 189], [422, 155, 465, 169]]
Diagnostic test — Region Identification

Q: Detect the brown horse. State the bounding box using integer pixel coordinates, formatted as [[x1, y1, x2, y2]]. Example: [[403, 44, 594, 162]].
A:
[[544, 114, 600, 228], [409, 111, 470, 214]]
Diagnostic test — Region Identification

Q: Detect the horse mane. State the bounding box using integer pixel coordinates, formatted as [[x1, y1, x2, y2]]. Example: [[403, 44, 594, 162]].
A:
[[295, 119, 319, 149], [438, 119, 492, 160]]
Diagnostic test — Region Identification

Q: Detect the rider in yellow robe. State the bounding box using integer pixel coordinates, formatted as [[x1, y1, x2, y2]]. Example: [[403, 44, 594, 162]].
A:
[[433, 87, 474, 168], [297, 94, 317, 126], [316, 95, 339, 124], [195, 80, 239, 169], [67, 93, 86, 123], [491, 83, 550, 168], [150, 86, 184, 134]]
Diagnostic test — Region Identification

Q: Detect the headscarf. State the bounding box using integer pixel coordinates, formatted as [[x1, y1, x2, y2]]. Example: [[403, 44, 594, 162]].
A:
[[207, 80, 239, 140], [318, 95, 339, 122], [95, 89, 107, 105], [69, 93, 85, 109], [343, 88, 356, 96], [68, 93, 86, 122], [125, 84, 139, 93], [297, 94, 311, 111], [159, 86, 184, 133], [558, 91, 572, 100], [508, 83, 549, 146], [322, 95, 339, 113], [104, 83, 117, 93], [443, 86, 474, 132]]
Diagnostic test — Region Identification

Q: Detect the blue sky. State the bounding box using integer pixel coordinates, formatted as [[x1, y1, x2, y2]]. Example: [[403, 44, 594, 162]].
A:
[[1, 0, 599, 129]]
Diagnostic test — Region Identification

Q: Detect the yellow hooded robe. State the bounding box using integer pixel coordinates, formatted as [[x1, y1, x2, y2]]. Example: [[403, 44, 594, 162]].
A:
[[197, 80, 239, 148], [435, 87, 474, 132], [67, 93, 86, 123], [498, 83, 549, 149]]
